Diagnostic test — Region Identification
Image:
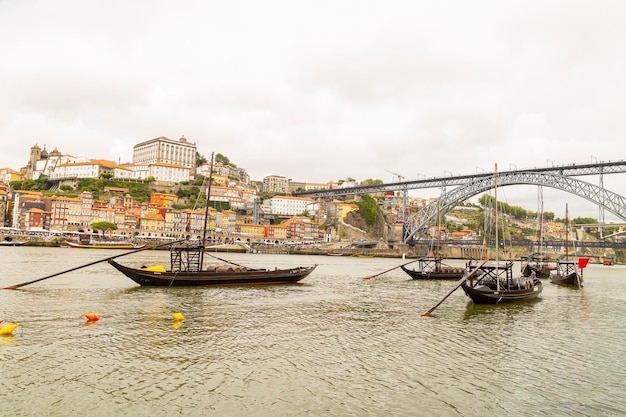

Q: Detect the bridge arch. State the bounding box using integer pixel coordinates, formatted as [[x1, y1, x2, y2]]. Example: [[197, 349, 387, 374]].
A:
[[403, 171, 626, 243]]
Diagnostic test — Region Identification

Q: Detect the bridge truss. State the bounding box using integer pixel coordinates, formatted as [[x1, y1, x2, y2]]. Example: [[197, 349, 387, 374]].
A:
[[402, 171, 626, 243], [293, 161, 626, 243]]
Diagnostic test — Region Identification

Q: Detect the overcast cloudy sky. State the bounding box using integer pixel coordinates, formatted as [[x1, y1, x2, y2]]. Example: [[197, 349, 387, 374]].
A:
[[2, 0, 625, 220]]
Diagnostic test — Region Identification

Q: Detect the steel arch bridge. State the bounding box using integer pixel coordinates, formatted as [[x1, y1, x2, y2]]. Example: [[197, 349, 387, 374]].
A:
[[403, 171, 626, 243]]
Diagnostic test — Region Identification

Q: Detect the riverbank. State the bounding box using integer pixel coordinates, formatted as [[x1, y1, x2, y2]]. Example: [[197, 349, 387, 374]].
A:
[[3, 234, 618, 264]]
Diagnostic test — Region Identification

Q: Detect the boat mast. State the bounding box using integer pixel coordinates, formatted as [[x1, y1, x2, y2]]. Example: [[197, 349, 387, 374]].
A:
[[565, 203, 569, 263], [494, 163, 500, 291], [199, 152, 215, 269]]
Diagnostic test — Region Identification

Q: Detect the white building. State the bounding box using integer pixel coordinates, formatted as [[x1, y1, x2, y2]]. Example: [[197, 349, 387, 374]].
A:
[[268, 195, 318, 216], [133, 136, 197, 170], [49, 160, 134, 181]]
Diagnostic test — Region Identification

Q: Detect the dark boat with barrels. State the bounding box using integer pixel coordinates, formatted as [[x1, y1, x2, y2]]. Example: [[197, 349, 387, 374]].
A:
[[549, 205, 585, 289], [461, 164, 542, 304], [108, 242, 316, 286], [401, 257, 466, 280], [521, 253, 553, 279], [107, 152, 316, 287], [549, 259, 582, 288], [463, 260, 543, 304]]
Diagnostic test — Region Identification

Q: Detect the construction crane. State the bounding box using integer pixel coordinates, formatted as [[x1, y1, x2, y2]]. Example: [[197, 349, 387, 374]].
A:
[[384, 170, 408, 223], [384, 169, 405, 182]]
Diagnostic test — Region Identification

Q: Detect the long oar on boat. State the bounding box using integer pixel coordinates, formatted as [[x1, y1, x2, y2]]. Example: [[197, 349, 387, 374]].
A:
[[362, 258, 423, 280], [420, 259, 489, 317], [3, 239, 186, 290]]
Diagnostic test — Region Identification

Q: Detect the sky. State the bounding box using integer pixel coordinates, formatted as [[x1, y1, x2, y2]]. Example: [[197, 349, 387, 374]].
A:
[[1, 0, 626, 221]]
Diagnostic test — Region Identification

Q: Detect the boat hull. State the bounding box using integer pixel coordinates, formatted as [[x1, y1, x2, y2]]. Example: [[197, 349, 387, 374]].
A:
[[400, 264, 465, 280], [550, 272, 582, 287], [65, 241, 146, 250], [521, 262, 553, 279], [108, 259, 316, 286], [462, 278, 543, 304]]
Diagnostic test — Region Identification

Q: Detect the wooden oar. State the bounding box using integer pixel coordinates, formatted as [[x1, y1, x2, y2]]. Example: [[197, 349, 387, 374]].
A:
[[420, 259, 488, 317], [362, 258, 422, 280], [3, 239, 186, 290]]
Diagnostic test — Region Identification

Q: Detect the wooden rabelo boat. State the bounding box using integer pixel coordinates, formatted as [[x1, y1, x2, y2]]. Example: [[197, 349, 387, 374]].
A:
[[549, 259, 583, 288], [521, 254, 553, 279], [461, 164, 542, 304], [549, 205, 586, 288], [463, 260, 542, 304], [401, 257, 466, 280], [402, 196, 465, 280], [107, 153, 316, 287], [107, 243, 316, 287]]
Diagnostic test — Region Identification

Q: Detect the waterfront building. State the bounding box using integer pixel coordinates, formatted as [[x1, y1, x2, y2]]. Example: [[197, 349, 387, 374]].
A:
[[11, 190, 43, 229], [139, 212, 166, 234], [285, 216, 321, 240], [44, 195, 82, 230], [262, 175, 289, 194], [22, 207, 50, 231], [271, 223, 289, 240], [237, 223, 267, 239]]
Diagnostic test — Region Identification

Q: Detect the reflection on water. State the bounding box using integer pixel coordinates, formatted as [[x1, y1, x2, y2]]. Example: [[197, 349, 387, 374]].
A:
[[1, 247, 626, 416]]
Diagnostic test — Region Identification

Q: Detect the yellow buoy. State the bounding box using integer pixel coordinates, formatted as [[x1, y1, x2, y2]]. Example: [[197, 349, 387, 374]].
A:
[[0, 323, 19, 335], [171, 312, 185, 321]]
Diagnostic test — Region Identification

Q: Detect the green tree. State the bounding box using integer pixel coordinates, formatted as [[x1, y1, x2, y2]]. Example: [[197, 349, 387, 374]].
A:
[[357, 194, 378, 225], [92, 221, 118, 234], [216, 153, 236, 167], [196, 151, 207, 166]]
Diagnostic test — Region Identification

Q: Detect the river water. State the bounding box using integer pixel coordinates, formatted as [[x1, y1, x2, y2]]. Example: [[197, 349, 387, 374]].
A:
[[1, 246, 625, 416]]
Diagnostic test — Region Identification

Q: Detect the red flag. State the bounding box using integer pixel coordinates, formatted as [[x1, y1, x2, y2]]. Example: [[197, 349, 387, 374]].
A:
[[578, 258, 590, 269]]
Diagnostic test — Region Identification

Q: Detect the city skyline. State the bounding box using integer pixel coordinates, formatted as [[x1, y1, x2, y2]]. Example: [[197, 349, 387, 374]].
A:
[[2, 1, 626, 220]]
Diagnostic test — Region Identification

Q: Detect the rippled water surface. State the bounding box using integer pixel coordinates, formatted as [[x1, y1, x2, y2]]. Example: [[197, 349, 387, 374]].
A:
[[1, 247, 626, 416]]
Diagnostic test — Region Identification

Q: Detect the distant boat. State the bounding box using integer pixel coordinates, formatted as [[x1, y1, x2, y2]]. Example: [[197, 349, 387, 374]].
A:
[[401, 257, 465, 280], [550, 204, 584, 289], [65, 240, 146, 250], [403, 195, 465, 280], [0, 240, 25, 247], [550, 259, 584, 288], [521, 253, 554, 279]]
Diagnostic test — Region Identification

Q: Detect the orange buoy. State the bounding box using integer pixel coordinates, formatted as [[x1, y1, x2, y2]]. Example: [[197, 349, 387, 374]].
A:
[[83, 313, 100, 321]]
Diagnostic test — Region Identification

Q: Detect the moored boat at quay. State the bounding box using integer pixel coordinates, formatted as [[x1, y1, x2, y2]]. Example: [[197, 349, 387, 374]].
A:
[[65, 240, 146, 250]]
